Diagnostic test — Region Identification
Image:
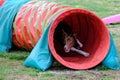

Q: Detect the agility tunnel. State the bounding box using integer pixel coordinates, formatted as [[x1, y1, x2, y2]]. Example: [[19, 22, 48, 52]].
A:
[[0, 0, 119, 70], [12, 1, 110, 70]]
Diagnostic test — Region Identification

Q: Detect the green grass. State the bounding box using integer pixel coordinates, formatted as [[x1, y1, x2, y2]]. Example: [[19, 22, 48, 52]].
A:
[[0, 51, 29, 61], [40, 73, 54, 77], [0, 0, 120, 80], [101, 76, 114, 80], [48, 0, 120, 17], [0, 58, 40, 80]]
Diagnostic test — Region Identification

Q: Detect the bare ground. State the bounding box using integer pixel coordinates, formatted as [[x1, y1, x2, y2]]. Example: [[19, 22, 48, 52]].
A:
[[38, 70, 120, 80]]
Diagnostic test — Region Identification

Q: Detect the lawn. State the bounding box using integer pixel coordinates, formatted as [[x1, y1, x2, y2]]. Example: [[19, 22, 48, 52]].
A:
[[0, 0, 120, 80]]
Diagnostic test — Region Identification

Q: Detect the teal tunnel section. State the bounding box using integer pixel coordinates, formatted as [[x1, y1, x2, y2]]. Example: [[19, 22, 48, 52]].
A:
[[0, 0, 30, 52], [102, 34, 120, 70]]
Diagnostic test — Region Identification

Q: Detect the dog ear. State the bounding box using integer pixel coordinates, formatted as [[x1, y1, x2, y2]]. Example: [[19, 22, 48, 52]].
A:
[[62, 29, 68, 38]]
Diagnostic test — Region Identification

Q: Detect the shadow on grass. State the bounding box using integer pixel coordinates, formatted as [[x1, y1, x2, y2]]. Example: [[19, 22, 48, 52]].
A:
[[0, 43, 30, 61]]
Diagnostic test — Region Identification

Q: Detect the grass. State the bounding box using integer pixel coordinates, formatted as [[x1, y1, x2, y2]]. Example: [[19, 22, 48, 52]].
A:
[[48, 0, 120, 17], [0, 0, 120, 80], [0, 57, 40, 80], [101, 76, 114, 80], [0, 51, 29, 60]]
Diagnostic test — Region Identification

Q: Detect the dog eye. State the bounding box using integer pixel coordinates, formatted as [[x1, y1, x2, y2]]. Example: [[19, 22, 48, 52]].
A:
[[67, 38, 72, 41]]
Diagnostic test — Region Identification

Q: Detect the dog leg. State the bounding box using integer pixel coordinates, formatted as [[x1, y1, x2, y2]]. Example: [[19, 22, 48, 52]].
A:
[[76, 39, 83, 48], [70, 47, 89, 57]]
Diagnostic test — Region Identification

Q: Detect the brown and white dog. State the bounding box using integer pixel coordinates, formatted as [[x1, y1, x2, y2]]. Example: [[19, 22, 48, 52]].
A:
[[62, 29, 89, 57], [54, 21, 90, 57]]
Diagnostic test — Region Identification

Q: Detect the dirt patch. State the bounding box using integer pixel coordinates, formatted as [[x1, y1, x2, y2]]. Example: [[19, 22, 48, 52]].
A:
[[8, 62, 22, 66], [38, 70, 120, 80], [6, 75, 38, 80], [109, 28, 120, 34]]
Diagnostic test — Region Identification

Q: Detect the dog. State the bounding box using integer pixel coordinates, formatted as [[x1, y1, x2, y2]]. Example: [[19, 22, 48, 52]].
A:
[[54, 21, 89, 57]]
